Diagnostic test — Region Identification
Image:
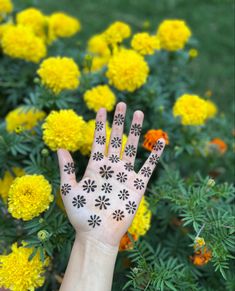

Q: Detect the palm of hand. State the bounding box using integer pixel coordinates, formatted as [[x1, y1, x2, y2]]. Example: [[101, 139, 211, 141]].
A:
[[58, 103, 165, 247]]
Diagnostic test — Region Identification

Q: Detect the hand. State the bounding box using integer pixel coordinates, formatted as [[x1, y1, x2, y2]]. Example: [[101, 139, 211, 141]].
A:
[[57, 102, 165, 247]]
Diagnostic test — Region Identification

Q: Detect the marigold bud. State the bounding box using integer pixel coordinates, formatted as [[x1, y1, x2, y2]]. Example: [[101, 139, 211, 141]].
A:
[[207, 178, 215, 187], [37, 230, 50, 242]]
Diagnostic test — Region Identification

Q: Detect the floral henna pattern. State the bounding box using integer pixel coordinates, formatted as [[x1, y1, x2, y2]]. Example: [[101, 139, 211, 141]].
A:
[[101, 182, 113, 193], [149, 153, 160, 166], [124, 144, 136, 157], [82, 179, 97, 193], [130, 123, 142, 136], [110, 137, 122, 148], [125, 201, 137, 214], [92, 152, 104, 161], [99, 165, 114, 179], [72, 195, 86, 208], [61, 183, 71, 196], [112, 210, 125, 221], [64, 162, 75, 174], [116, 172, 128, 183], [118, 189, 129, 200], [96, 135, 106, 145], [95, 195, 110, 210], [108, 154, 120, 163], [124, 162, 134, 172], [114, 113, 125, 126], [88, 215, 101, 228], [153, 140, 164, 151], [133, 178, 145, 190], [95, 121, 104, 131], [140, 166, 152, 178]]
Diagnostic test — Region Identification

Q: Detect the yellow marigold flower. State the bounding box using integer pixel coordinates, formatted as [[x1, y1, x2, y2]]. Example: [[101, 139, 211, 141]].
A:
[[206, 100, 218, 119], [8, 175, 53, 221], [128, 196, 152, 237], [173, 94, 208, 126], [5, 107, 45, 133], [189, 48, 198, 58], [79, 119, 96, 156], [42, 109, 85, 152], [103, 21, 131, 45], [0, 0, 13, 20], [48, 12, 81, 43], [1, 25, 47, 63], [84, 85, 116, 112], [131, 32, 160, 55], [0, 21, 13, 40], [0, 167, 25, 203], [16, 8, 47, 39], [0, 242, 49, 291], [90, 55, 110, 72], [87, 34, 110, 56], [106, 49, 149, 92], [37, 57, 80, 94], [157, 19, 192, 51]]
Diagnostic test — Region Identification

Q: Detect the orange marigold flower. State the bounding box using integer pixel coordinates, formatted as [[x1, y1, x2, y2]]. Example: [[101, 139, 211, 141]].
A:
[[143, 129, 169, 151], [119, 233, 138, 251], [191, 247, 212, 266], [209, 138, 227, 154]]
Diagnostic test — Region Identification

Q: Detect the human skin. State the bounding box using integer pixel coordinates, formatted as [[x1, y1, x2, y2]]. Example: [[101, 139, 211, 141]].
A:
[[57, 102, 165, 291]]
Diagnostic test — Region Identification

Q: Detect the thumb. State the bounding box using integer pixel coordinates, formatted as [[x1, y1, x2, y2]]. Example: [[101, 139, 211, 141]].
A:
[[57, 149, 77, 185]]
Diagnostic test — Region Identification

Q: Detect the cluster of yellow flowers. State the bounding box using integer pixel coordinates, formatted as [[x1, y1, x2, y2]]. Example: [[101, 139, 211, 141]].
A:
[[173, 94, 218, 126], [0, 242, 49, 291], [0, 0, 13, 20]]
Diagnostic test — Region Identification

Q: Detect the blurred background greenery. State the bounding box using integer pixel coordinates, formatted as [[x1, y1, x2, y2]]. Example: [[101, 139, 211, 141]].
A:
[[17, 0, 234, 119]]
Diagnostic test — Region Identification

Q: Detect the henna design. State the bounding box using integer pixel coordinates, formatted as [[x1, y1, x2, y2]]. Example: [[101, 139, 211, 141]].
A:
[[61, 183, 71, 196], [125, 201, 137, 214], [64, 162, 75, 174], [140, 166, 152, 178], [116, 172, 128, 183], [96, 135, 106, 145], [95, 121, 104, 131], [153, 140, 164, 151], [108, 154, 120, 163], [149, 153, 160, 166], [99, 165, 114, 179], [110, 137, 122, 148], [72, 195, 86, 208], [112, 210, 125, 221], [95, 195, 110, 210], [88, 215, 101, 228], [82, 179, 97, 193], [92, 152, 104, 161], [124, 144, 136, 157], [133, 178, 145, 190], [124, 162, 134, 172], [114, 113, 125, 126], [118, 189, 129, 200], [130, 123, 142, 136], [101, 182, 113, 193]]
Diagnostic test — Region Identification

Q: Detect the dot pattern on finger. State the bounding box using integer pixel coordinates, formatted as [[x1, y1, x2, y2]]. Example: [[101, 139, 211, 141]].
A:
[[110, 137, 122, 148], [124, 162, 134, 172], [124, 144, 136, 157], [140, 166, 152, 178], [61, 183, 71, 196], [108, 154, 120, 163], [101, 182, 113, 193], [149, 153, 160, 166], [72, 195, 86, 208], [114, 113, 125, 126], [64, 162, 75, 174], [99, 165, 114, 179], [116, 172, 128, 183], [88, 215, 101, 228], [95, 195, 110, 210], [92, 152, 104, 161], [95, 121, 104, 131], [82, 179, 97, 193], [96, 135, 106, 145], [112, 210, 125, 221], [130, 123, 142, 136], [125, 201, 137, 214], [133, 178, 145, 190], [153, 140, 164, 151], [118, 189, 129, 200]]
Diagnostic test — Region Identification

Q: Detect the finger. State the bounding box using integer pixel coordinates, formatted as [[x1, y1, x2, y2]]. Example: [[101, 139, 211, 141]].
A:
[[108, 102, 126, 157], [122, 110, 144, 165], [91, 108, 107, 156], [57, 149, 76, 185], [138, 138, 165, 185]]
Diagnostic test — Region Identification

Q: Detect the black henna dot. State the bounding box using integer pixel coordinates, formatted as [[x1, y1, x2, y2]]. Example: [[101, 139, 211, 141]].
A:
[[116, 172, 127, 183], [72, 195, 86, 208], [99, 165, 114, 179], [92, 152, 104, 161], [133, 178, 145, 190], [114, 113, 125, 126], [95, 195, 110, 210], [64, 162, 75, 174], [125, 201, 137, 214], [88, 215, 101, 228], [124, 145, 136, 157], [112, 210, 125, 221], [130, 123, 142, 136], [61, 183, 71, 196], [82, 179, 97, 193], [140, 166, 152, 178]]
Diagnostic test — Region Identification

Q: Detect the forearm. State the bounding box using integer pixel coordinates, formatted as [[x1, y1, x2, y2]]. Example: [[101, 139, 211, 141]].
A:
[[59, 233, 119, 291]]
